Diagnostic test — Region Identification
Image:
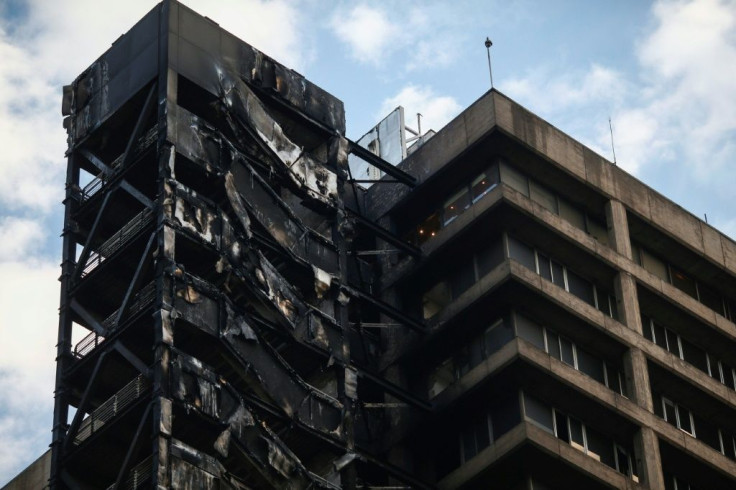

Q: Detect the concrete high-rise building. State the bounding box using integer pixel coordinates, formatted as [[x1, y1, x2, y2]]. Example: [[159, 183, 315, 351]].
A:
[[37, 1, 736, 489]]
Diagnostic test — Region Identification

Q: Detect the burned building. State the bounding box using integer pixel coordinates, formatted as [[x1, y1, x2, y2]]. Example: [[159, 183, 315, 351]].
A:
[[49, 1, 736, 489]]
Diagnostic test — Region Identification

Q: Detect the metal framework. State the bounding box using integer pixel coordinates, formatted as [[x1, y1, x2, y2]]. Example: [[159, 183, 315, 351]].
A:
[[51, 1, 427, 488]]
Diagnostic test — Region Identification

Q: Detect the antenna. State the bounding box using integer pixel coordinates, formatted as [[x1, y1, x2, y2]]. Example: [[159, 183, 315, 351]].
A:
[[417, 113, 423, 136], [608, 116, 617, 166], [485, 37, 494, 89]]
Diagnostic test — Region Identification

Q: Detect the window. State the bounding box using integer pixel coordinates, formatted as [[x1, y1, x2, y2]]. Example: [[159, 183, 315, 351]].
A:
[[670, 265, 698, 299], [460, 413, 492, 462], [443, 188, 470, 226], [530, 180, 557, 213], [471, 170, 498, 203], [523, 392, 554, 433], [500, 162, 529, 196], [416, 212, 441, 245], [508, 235, 536, 270], [661, 396, 695, 436]]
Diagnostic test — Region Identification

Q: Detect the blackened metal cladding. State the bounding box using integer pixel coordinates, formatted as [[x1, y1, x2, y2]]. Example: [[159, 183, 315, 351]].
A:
[[216, 70, 339, 206], [170, 104, 340, 273], [168, 273, 344, 436], [171, 353, 326, 489]]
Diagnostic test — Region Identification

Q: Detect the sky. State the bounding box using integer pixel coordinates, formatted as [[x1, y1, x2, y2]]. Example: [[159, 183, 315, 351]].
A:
[[1, 0, 735, 483]]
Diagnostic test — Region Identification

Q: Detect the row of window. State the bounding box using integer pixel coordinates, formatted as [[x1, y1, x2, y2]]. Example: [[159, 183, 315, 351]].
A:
[[665, 474, 700, 490], [421, 236, 504, 319], [642, 315, 736, 391], [508, 235, 617, 319], [427, 317, 513, 398], [516, 314, 626, 396], [632, 242, 736, 322], [406, 161, 608, 247], [427, 312, 626, 401], [522, 392, 638, 481], [653, 392, 736, 461], [436, 394, 521, 478]]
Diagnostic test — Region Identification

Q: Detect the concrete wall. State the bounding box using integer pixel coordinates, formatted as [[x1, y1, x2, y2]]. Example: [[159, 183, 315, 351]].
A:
[[2, 451, 50, 490]]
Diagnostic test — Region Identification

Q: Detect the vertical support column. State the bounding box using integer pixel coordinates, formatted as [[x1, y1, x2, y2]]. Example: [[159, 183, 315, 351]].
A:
[[332, 136, 357, 489], [606, 199, 664, 490], [152, 3, 174, 487], [50, 154, 80, 489]]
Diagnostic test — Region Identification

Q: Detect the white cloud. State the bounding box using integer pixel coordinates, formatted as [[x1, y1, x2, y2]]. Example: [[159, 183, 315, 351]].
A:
[[0, 259, 60, 483], [329, 3, 462, 71], [330, 5, 399, 66], [378, 85, 462, 134], [0, 217, 45, 261]]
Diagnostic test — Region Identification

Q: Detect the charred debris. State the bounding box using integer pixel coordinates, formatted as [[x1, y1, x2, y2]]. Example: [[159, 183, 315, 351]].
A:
[[52, 1, 427, 489]]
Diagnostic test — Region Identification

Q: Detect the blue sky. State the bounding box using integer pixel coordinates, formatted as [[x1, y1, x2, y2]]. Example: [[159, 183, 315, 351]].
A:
[[1, 0, 735, 483]]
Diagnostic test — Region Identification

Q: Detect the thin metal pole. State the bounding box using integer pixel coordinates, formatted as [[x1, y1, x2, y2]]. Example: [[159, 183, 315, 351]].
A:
[[609, 116, 617, 165], [485, 37, 494, 88]]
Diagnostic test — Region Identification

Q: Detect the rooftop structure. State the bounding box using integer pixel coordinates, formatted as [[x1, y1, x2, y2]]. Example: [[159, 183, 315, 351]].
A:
[[44, 1, 736, 489]]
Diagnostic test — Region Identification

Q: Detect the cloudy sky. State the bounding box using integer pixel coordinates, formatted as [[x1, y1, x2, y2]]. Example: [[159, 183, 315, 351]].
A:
[[1, 0, 735, 483]]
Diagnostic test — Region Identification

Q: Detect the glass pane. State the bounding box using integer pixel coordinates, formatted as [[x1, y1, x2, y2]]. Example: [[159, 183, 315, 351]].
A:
[[723, 432, 736, 460], [484, 320, 514, 356], [468, 336, 484, 369], [586, 427, 614, 467], [417, 212, 441, 244], [456, 347, 471, 377], [641, 248, 669, 282], [476, 237, 504, 277], [596, 288, 612, 317], [721, 362, 736, 390], [471, 171, 497, 203], [670, 266, 698, 299], [554, 410, 569, 442], [537, 253, 552, 281], [642, 315, 654, 341], [423, 281, 451, 319], [443, 188, 471, 226], [605, 363, 623, 395], [560, 337, 575, 367], [461, 425, 477, 461], [508, 236, 537, 271], [616, 446, 632, 476], [693, 414, 720, 451], [516, 314, 545, 350], [653, 322, 668, 350], [663, 399, 677, 425], [677, 405, 693, 434], [500, 162, 529, 196], [523, 392, 554, 433], [552, 261, 565, 289], [578, 348, 605, 384], [587, 218, 609, 246], [567, 269, 595, 306], [475, 415, 491, 449], [490, 394, 521, 438], [666, 329, 681, 357], [681, 338, 708, 374], [568, 417, 585, 451], [558, 198, 585, 230], [450, 259, 475, 298], [546, 330, 561, 360], [698, 283, 724, 315], [530, 181, 557, 213]]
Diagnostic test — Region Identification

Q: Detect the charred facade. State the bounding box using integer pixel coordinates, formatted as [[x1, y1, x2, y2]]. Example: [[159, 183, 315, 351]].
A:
[[51, 1, 736, 490]]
